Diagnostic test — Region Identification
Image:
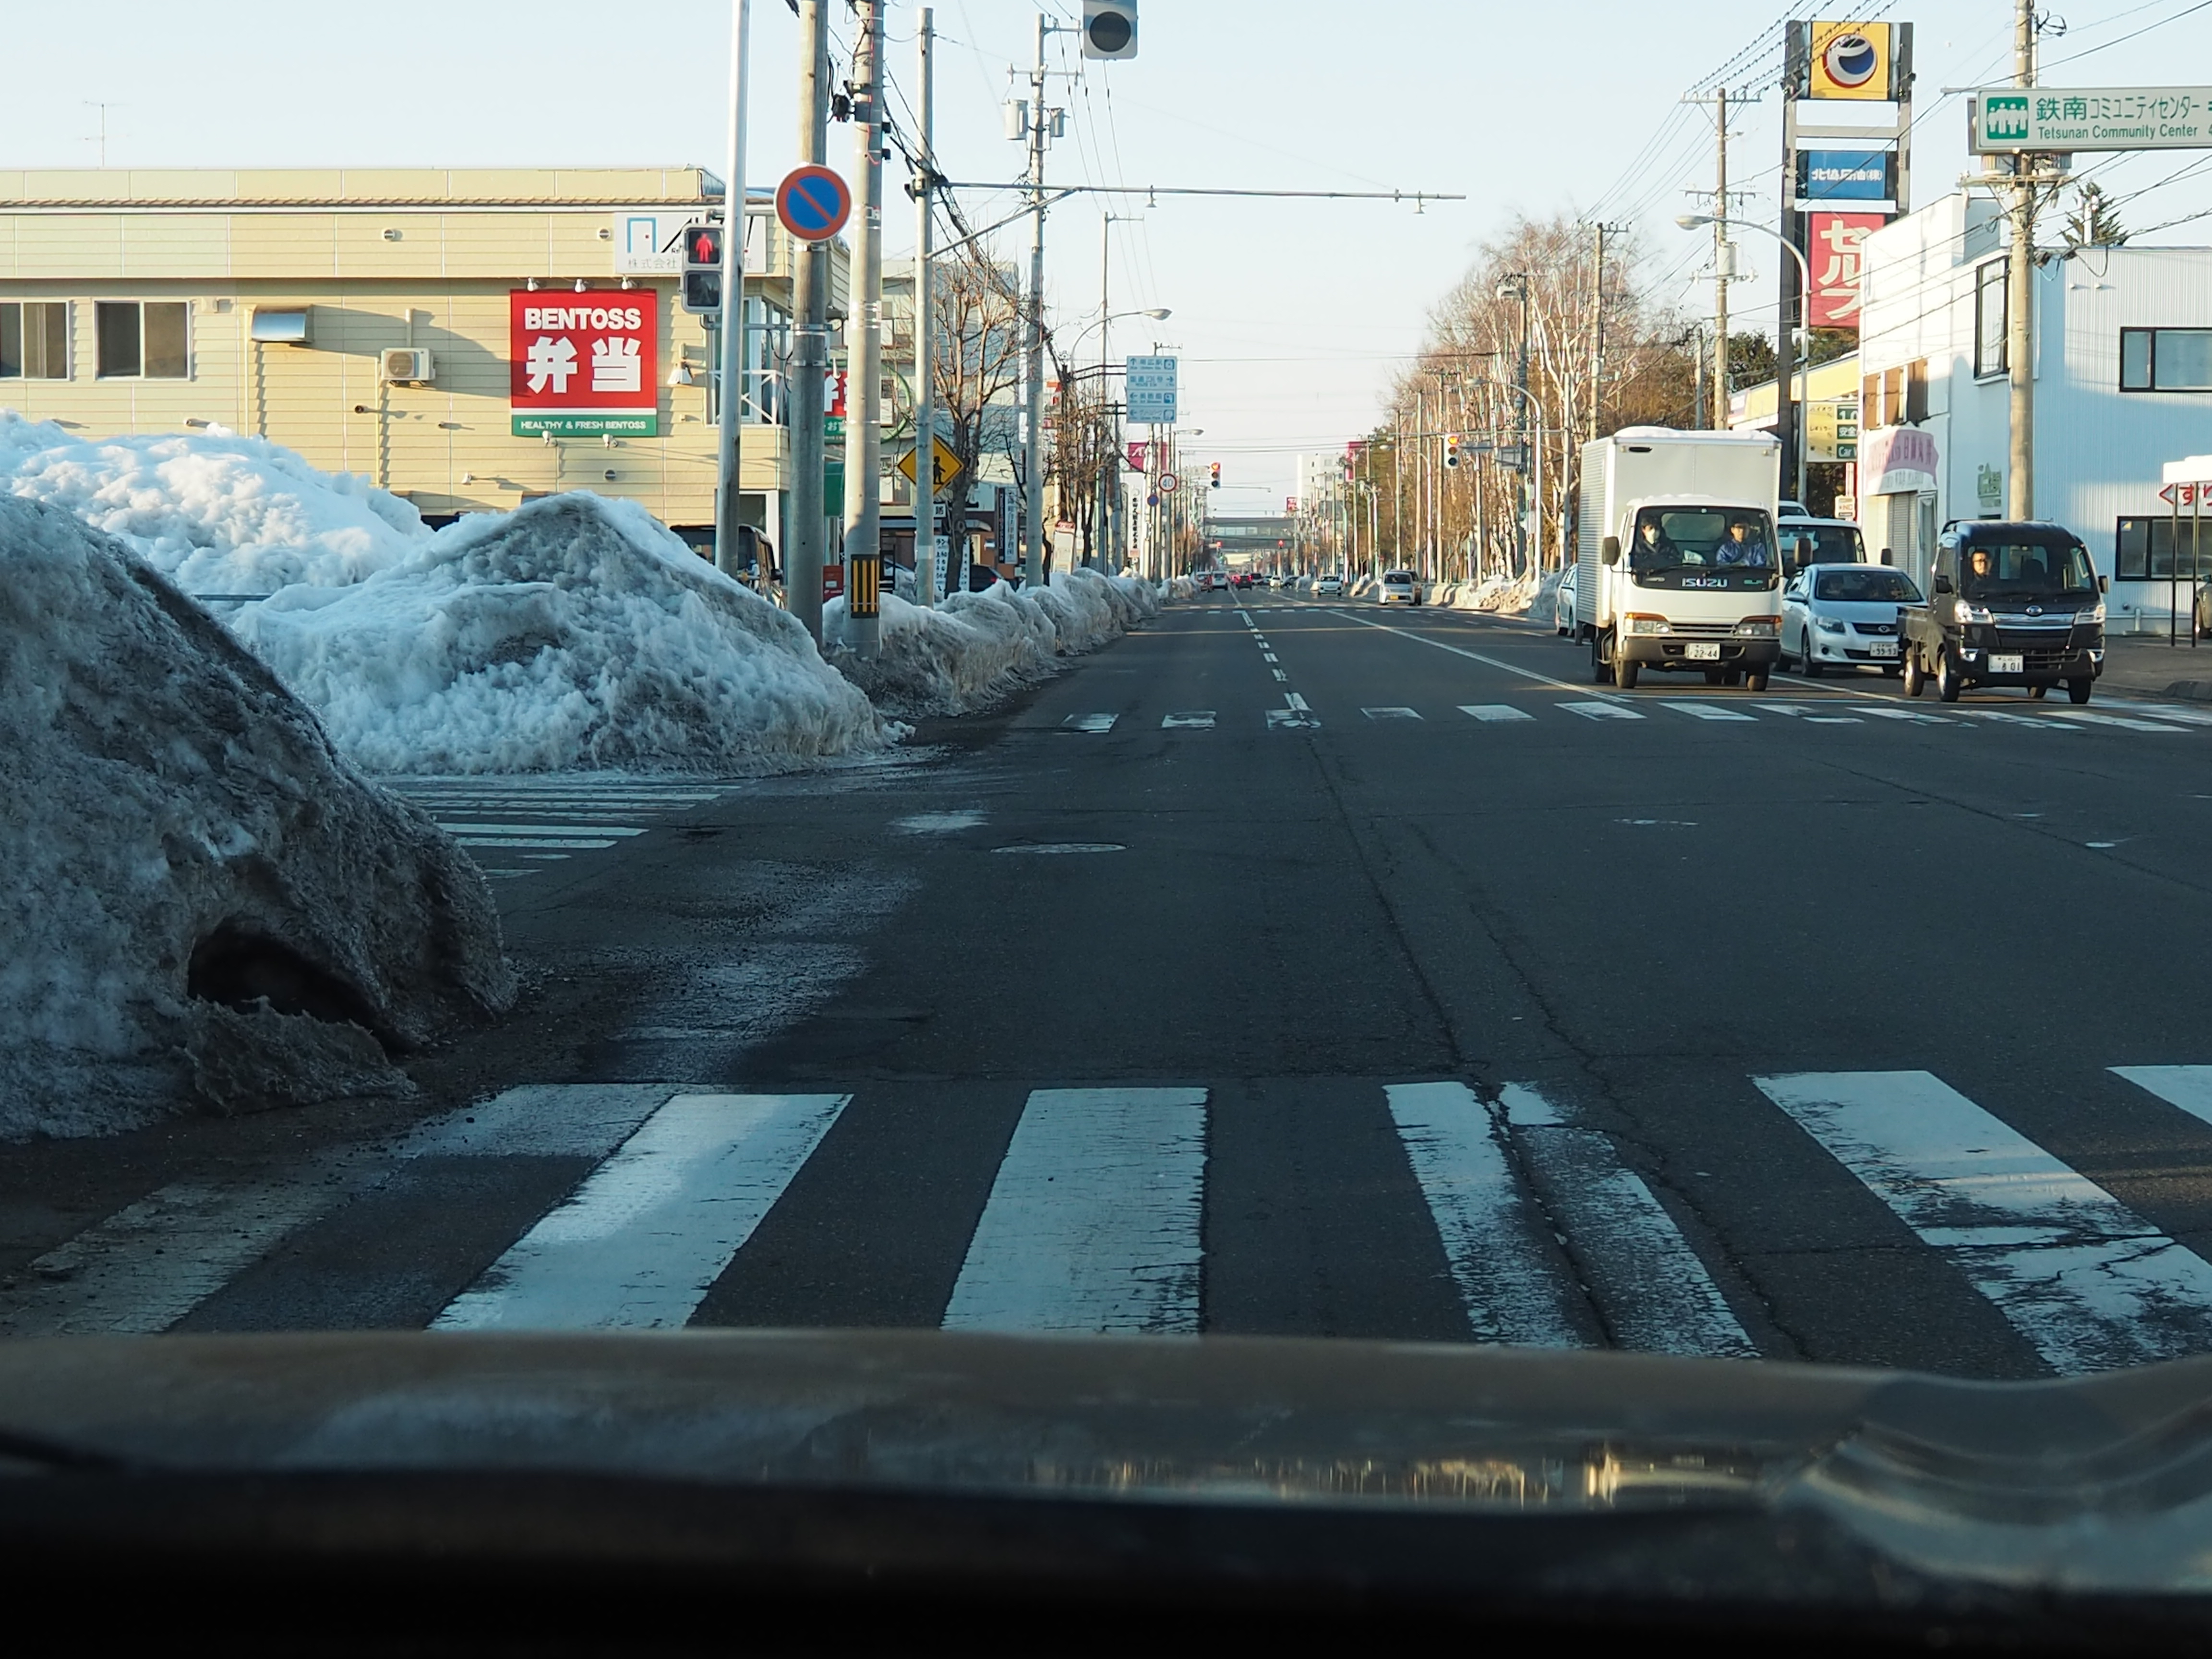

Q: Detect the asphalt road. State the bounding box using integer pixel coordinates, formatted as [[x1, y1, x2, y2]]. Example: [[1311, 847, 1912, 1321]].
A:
[[15, 589, 2212, 1380]]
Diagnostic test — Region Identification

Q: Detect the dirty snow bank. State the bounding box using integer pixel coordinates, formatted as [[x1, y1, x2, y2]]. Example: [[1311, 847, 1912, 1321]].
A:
[[829, 568, 1159, 717], [0, 411, 429, 594], [234, 494, 891, 774], [0, 496, 514, 1140]]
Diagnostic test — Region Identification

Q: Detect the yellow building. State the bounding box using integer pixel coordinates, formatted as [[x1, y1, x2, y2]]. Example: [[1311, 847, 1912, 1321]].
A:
[[0, 168, 847, 544]]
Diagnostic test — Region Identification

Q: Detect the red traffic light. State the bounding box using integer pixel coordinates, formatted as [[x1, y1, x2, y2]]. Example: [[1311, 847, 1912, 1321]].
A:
[[686, 227, 723, 266]]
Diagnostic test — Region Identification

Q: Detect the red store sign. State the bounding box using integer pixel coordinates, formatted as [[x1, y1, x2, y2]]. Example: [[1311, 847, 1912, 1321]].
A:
[[509, 289, 660, 437]]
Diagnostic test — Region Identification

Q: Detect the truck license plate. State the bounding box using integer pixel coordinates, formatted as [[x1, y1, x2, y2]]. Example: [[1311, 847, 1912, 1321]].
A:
[[1685, 642, 1721, 661], [1991, 653, 2025, 673], [1871, 641, 1899, 659]]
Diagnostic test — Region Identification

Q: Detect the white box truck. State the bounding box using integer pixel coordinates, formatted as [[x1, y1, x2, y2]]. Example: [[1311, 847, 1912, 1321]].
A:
[[1575, 427, 1783, 691]]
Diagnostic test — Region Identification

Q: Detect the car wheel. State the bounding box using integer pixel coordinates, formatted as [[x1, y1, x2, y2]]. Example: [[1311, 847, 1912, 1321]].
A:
[[1901, 646, 1924, 697], [1801, 628, 1823, 676], [1936, 649, 1963, 703], [2029, 684, 2048, 700], [1613, 648, 1640, 691], [1591, 631, 1611, 686], [2068, 678, 2094, 705], [1745, 667, 1771, 692]]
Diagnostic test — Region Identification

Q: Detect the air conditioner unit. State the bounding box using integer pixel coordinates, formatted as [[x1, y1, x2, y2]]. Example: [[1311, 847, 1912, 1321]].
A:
[[381, 348, 433, 384]]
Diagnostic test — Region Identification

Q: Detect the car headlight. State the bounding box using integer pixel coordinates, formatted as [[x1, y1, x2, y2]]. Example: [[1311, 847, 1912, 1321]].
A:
[[2076, 603, 2106, 626], [1956, 601, 1994, 624], [1733, 616, 1780, 637], [1814, 615, 1847, 634], [1623, 615, 1671, 635]]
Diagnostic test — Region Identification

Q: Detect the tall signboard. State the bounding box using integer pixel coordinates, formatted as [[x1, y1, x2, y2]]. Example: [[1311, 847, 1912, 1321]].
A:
[[1125, 355, 1178, 424], [509, 289, 661, 437], [1780, 19, 1913, 506]]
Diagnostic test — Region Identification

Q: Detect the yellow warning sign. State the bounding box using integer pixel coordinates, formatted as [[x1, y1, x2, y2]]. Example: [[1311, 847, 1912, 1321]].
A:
[[896, 436, 965, 493]]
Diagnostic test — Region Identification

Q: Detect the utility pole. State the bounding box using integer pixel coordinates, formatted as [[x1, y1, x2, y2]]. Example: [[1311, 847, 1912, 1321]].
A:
[[2006, 0, 2037, 519], [913, 7, 937, 607], [1713, 87, 1731, 431], [1097, 213, 1113, 570], [1587, 222, 1608, 443], [788, 0, 829, 640], [841, 0, 885, 656], [1022, 13, 1051, 588], [712, 0, 752, 583]]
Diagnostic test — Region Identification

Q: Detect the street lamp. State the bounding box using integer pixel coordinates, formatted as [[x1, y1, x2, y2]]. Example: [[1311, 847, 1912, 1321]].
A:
[[1676, 214, 1811, 505]]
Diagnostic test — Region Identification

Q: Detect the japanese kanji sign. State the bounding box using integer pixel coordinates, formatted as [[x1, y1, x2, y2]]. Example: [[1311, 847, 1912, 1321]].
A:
[[1807, 212, 1886, 330], [1972, 86, 2212, 153], [509, 289, 660, 437]]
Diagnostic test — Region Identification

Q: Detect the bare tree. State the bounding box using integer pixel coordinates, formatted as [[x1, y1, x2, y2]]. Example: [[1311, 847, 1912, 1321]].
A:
[[928, 251, 1024, 562]]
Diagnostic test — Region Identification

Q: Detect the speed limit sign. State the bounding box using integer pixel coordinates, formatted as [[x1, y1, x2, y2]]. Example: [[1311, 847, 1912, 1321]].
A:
[[1159, 472, 1179, 493]]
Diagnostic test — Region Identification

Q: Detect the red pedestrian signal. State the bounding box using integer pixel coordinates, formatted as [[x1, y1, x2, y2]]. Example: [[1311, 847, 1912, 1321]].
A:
[[681, 223, 725, 315]]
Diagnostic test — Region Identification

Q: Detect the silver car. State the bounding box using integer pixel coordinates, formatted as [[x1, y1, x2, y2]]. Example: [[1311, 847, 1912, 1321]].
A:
[[1315, 573, 1344, 597], [1554, 564, 1579, 637], [1379, 570, 1424, 606], [1782, 562, 1922, 676]]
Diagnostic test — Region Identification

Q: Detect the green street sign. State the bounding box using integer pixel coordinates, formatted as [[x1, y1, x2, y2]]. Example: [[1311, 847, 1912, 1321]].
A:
[[825, 415, 846, 439], [1971, 85, 2212, 152]]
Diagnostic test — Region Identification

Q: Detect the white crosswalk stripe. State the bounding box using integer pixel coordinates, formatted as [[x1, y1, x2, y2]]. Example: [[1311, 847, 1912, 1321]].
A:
[[1458, 704, 1535, 722], [1660, 700, 1755, 722], [1558, 700, 1644, 721], [27, 1069, 2212, 1369], [389, 777, 728, 878]]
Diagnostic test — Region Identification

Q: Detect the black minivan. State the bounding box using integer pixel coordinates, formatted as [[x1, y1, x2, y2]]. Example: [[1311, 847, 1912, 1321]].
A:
[[1900, 521, 2108, 704]]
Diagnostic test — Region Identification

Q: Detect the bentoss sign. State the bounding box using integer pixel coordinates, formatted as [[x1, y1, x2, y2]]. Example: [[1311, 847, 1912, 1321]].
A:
[[509, 289, 659, 437]]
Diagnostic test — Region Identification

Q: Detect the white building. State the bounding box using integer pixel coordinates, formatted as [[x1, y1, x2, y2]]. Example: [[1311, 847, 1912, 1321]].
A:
[[1296, 452, 1341, 516], [1857, 191, 2212, 617]]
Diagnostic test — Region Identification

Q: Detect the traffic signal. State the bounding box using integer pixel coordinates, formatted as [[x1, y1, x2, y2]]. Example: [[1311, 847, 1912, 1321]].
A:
[[681, 223, 724, 315], [1081, 1, 1137, 59], [1209, 462, 1221, 490], [1444, 433, 1461, 469]]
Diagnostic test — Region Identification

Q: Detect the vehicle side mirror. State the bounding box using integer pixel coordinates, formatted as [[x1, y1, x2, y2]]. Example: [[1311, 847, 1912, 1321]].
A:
[[1933, 573, 1953, 594], [2100, 575, 2110, 594], [1601, 536, 1621, 566]]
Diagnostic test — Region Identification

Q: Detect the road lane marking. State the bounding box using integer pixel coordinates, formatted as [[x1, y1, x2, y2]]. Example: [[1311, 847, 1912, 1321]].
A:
[[1287, 692, 1311, 711], [436, 823, 649, 838], [1862, 708, 1962, 725], [1161, 711, 1216, 729], [1332, 610, 1623, 700], [1458, 704, 1535, 722], [894, 811, 987, 833], [941, 1087, 1207, 1334], [1267, 709, 1321, 729], [2041, 709, 2189, 733], [1273, 669, 1289, 681], [1755, 1071, 2212, 1374], [1659, 701, 1756, 721], [2111, 702, 2212, 726], [2113, 1067, 2212, 1128], [1755, 702, 1861, 723], [454, 836, 621, 850], [433, 1092, 851, 1331], [1558, 701, 1644, 721], [1973, 710, 2082, 730], [1385, 1083, 1589, 1348], [1061, 713, 1118, 732], [1263, 652, 1278, 662], [1362, 706, 1422, 720], [1496, 1084, 1758, 1358]]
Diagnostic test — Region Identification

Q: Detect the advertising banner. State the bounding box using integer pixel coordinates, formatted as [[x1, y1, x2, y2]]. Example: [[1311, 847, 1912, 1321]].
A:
[[1798, 148, 1891, 203], [1808, 23, 1894, 100], [510, 289, 660, 437], [1126, 440, 1152, 473], [1807, 212, 1886, 329], [1971, 86, 2212, 152]]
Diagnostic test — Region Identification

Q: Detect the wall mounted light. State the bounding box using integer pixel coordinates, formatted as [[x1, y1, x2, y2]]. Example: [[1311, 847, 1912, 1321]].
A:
[[381, 228, 402, 241], [620, 276, 637, 290], [526, 277, 540, 291], [460, 471, 475, 485], [669, 361, 696, 386], [573, 278, 588, 293]]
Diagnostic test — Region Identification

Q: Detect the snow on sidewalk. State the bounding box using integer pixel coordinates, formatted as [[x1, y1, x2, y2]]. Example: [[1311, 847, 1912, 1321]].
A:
[[0, 496, 514, 1140]]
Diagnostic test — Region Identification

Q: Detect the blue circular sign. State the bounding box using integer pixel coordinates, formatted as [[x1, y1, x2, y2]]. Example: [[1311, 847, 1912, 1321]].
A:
[[777, 166, 853, 242]]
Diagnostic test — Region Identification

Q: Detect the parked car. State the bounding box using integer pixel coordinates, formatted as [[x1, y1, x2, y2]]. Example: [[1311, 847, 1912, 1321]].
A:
[[1315, 573, 1345, 597], [1900, 521, 2107, 704], [1777, 517, 1867, 577], [1781, 563, 1918, 676], [1379, 570, 1424, 606], [1554, 564, 1579, 637]]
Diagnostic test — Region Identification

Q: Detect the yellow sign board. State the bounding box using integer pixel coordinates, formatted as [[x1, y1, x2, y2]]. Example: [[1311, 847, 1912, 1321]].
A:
[[1806, 398, 1861, 463], [1808, 22, 1892, 101], [896, 436, 965, 493]]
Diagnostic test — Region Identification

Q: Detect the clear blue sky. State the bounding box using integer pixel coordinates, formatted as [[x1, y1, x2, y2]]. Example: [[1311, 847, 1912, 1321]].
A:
[[6, 2, 2210, 509]]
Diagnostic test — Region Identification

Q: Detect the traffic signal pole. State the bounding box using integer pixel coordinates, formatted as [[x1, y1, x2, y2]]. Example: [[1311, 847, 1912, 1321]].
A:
[[1022, 12, 1049, 589], [787, 0, 829, 642], [913, 7, 937, 608], [842, 0, 885, 657], [712, 0, 751, 582]]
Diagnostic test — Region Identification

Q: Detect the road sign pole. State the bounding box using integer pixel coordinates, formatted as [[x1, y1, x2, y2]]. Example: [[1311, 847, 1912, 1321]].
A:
[[788, 0, 829, 642], [842, 0, 885, 657], [914, 8, 937, 608], [713, 0, 751, 584]]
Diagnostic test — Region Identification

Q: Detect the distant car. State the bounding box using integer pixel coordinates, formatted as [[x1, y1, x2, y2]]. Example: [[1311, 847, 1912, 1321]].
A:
[[1203, 570, 1230, 591], [1379, 570, 1424, 606], [1231, 572, 1255, 590], [1554, 564, 1579, 637], [1778, 516, 1868, 576], [1315, 573, 1345, 597], [1782, 562, 1921, 676]]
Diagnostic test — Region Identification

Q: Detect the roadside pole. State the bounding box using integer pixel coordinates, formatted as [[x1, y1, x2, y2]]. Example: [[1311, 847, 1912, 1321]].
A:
[[1712, 86, 1731, 432], [913, 7, 937, 608], [712, 0, 751, 582], [842, 0, 885, 655], [1022, 13, 1049, 588], [2005, 0, 2036, 518], [787, 0, 828, 641]]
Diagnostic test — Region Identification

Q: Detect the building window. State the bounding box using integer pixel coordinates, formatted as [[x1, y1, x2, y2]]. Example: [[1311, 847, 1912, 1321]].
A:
[[2120, 327, 2212, 392], [1974, 260, 2007, 379], [0, 301, 70, 378], [2116, 516, 2212, 579], [95, 300, 190, 379]]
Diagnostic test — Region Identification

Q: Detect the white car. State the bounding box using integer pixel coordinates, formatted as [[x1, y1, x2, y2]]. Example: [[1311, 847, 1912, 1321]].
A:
[[1782, 562, 1921, 676], [1554, 564, 1579, 637], [1314, 573, 1345, 597], [1379, 570, 1424, 606]]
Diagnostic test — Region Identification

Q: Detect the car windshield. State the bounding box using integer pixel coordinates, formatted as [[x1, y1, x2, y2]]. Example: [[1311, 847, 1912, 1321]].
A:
[[1815, 567, 1921, 603], [1630, 507, 1774, 574], [1959, 540, 2100, 601]]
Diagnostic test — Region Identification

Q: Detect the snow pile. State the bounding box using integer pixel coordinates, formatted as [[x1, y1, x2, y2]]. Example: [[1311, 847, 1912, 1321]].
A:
[[1162, 576, 1196, 601], [0, 496, 515, 1139], [232, 494, 890, 775], [0, 411, 428, 595], [828, 568, 1159, 717]]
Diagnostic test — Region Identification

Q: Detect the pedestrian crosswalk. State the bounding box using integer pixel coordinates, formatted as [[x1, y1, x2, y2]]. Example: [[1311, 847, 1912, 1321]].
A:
[[24, 1065, 2212, 1376], [1122, 695, 2212, 736], [386, 776, 729, 879]]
